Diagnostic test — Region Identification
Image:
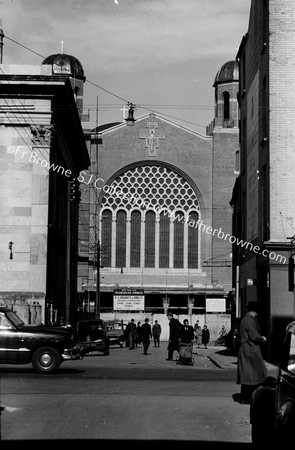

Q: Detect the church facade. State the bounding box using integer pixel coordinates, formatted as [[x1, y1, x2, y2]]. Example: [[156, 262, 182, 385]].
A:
[[77, 61, 239, 338]]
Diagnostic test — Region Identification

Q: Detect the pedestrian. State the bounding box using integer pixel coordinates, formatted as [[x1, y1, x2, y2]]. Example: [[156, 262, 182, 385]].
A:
[[141, 318, 152, 355], [180, 319, 195, 344], [215, 325, 227, 346], [194, 320, 202, 348], [237, 301, 267, 404], [135, 321, 142, 347], [201, 325, 210, 348], [152, 320, 162, 347], [166, 312, 182, 361], [125, 318, 136, 349]]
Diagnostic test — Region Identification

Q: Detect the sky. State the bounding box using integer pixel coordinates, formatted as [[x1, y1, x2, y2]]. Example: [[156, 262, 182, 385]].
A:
[[0, 0, 251, 134]]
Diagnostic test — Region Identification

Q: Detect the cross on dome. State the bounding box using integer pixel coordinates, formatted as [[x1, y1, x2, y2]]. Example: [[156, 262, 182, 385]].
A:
[[59, 40, 66, 54]]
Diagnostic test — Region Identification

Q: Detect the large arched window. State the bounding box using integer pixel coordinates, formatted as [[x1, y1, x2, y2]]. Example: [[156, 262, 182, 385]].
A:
[[100, 165, 200, 270]]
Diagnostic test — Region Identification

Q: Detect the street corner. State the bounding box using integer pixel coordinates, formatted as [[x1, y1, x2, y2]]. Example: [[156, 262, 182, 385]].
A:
[[195, 345, 238, 370]]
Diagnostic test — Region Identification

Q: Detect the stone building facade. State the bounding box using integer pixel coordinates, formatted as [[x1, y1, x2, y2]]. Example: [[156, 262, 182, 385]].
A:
[[0, 62, 89, 324]]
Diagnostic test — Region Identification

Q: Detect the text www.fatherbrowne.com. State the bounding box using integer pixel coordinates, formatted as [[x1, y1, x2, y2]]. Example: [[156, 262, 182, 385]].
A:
[[156, 208, 286, 264], [7, 145, 286, 265]]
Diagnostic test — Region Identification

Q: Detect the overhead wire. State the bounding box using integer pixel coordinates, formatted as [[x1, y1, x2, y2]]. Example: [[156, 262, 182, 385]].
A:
[[3, 32, 210, 131], [1, 32, 238, 260]]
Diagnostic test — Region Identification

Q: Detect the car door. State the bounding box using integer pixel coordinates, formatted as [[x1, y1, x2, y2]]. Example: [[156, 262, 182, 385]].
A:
[[276, 327, 295, 412], [0, 312, 20, 363]]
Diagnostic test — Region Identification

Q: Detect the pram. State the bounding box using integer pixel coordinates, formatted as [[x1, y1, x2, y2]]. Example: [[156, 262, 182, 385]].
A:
[[214, 335, 226, 346], [176, 342, 194, 365]]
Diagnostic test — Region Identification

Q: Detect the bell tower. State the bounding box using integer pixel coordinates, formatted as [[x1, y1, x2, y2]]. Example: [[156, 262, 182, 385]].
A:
[[212, 60, 239, 129], [205, 60, 240, 294]]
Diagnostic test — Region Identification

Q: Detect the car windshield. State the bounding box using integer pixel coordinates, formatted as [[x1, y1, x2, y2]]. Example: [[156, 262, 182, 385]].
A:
[[107, 322, 123, 330], [6, 310, 24, 327]]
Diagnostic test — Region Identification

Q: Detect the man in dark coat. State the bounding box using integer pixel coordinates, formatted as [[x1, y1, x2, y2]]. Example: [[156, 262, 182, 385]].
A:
[[152, 320, 162, 347], [166, 312, 182, 361], [141, 318, 152, 355], [180, 319, 195, 344], [237, 301, 267, 404], [201, 325, 210, 348], [125, 318, 136, 349]]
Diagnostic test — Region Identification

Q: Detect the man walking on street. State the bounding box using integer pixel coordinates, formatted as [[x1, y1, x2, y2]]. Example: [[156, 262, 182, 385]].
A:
[[125, 318, 136, 349], [152, 320, 162, 347], [141, 318, 152, 355], [166, 312, 182, 361], [180, 319, 195, 344]]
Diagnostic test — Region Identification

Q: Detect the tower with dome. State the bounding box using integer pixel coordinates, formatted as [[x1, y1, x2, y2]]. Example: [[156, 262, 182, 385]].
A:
[[42, 50, 86, 119], [206, 60, 239, 301]]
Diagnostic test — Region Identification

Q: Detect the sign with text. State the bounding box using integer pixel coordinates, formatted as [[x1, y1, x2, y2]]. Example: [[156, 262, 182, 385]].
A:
[[113, 289, 145, 311], [206, 298, 226, 313]]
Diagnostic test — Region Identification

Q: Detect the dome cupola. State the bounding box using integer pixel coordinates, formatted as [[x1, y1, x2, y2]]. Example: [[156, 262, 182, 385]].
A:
[[42, 53, 85, 81], [213, 60, 239, 87]]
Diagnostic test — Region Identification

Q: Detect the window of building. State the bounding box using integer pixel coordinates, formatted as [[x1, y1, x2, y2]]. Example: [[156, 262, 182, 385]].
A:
[[174, 211, 184, 268], [145, 211, 155, 268], [130, 210, 141, 267], [188, 211, 199, 268], [223, 91, 230, 119], [235, 150, 240, 174], [116, 210, 126, 268], [101, 209, 112, 267], [159, 211, 170, 268]]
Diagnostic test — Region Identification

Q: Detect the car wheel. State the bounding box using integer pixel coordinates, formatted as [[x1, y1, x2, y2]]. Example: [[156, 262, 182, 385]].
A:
[[275, 401, 295, 444], [104, 348, 110, 356], [32, 347, 61, 374]]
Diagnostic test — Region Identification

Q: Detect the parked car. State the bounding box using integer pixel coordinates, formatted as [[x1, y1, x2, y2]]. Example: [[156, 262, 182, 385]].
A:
[[0, 306, 82, 374], [106, 320, 126, 347], [250, 320, 295, 444], [77, 319, 109, 355]]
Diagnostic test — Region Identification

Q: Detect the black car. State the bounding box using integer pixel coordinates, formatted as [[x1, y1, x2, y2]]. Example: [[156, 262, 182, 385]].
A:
[[77, 319, 110, 355], [106, 320, 126, 347], [250, 320, 295, 444], [0, 306, 82, 374]]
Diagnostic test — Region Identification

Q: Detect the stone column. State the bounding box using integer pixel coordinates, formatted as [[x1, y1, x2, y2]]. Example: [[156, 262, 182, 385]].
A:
[[187, 296, 194, 325], [162, 297, 170, 316]]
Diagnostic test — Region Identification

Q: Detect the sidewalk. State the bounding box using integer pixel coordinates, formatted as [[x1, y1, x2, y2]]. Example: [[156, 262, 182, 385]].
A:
[[207, 346, 278, 377], [90, 341, 279, 376]]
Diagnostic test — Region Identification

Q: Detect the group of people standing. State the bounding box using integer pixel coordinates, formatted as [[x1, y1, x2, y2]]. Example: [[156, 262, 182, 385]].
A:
[[118, 303, 268, 406], [166, 313, 211, 360], [125, 314, 213, 361], [193, 320, 210, 349], [125, 318, 162, 354]]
